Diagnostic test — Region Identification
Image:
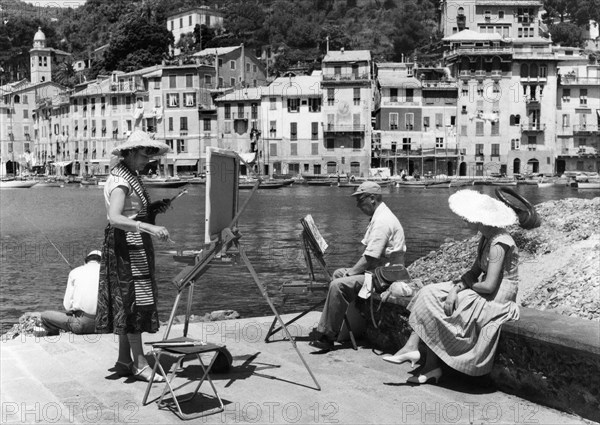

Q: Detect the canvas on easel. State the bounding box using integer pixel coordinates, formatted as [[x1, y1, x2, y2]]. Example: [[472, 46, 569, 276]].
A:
[[265, 216, 358, 350], [160, 148, 321, 391]]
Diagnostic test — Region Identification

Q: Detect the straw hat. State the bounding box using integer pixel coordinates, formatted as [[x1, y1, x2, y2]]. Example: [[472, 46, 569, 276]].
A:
[[448, 189, 518, 228], [351, 181, 382, 197], [111, 130, 170, 156]]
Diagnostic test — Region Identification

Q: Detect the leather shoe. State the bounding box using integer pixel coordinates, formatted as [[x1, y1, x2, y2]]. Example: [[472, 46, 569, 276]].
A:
[[309, 337, 334, 351], [132, 365, 165, 383], [382, 350, 420, 367], [407, 367, 442, 385]]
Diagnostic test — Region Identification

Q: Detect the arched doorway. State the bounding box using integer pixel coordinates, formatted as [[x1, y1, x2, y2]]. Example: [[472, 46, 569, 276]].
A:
[[527, 158, 539, 174], [5, 160, 19, 176], [513, 158, 521, 175], [459, 162, 467, 176], [556, 159, 566, 175]]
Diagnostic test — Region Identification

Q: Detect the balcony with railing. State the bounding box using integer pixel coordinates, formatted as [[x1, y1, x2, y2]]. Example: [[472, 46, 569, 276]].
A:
[[521, 123, 546, 132], [459, 70, 509, 79], [421, 80, 457, 89], [110, 77, 146, 93], [322, 72, 371, 83], [559, 75, 600, 86], [323, 124, 366, 133], [231, 112, 249, 120], [520, 76, 547, 83], [573, 124, 599, 134], [445, 46, 513, 58]]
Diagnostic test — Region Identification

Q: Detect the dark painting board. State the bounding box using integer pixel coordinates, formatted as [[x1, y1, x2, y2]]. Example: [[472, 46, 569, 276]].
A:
[[205, 148, 239, 243]]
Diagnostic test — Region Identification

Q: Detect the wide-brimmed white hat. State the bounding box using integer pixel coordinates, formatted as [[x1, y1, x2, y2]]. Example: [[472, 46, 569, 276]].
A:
[[111, 130, 170, 156], [448, 189, 518, 228]]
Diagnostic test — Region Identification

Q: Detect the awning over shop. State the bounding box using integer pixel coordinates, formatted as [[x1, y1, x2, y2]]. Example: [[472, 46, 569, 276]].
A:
[[90, 159, 111, 164], [175, 159, 198, 167], [53, 161, 73, 167], [238, 152, 257, 164]]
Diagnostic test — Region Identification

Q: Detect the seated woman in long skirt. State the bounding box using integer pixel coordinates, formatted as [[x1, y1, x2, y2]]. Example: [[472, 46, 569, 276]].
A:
[[383, 189, 520, 384]]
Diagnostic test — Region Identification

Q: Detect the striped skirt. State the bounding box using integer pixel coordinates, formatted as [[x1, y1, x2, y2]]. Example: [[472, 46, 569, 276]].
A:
[[95, 224, 160, 335], [408, 281, 519, 376]]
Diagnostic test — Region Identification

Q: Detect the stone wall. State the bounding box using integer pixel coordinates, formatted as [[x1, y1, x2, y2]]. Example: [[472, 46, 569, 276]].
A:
[[362, 298, 600, 423]]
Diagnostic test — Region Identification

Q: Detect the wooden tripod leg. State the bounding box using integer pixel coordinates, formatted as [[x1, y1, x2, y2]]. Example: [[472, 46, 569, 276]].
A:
[[162, 290, 184, 340], [343, 314, 358, 350], [265, 299, 326, 342], [238, 245, 321, 391], [183, 282, 195, 337]]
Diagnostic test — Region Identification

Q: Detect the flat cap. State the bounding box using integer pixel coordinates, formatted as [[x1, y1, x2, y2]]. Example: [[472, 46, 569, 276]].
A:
[[351, 181, 382, 197]]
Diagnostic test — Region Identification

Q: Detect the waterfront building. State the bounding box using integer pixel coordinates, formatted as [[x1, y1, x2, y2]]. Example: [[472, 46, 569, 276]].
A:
[[321, 49, 374, 177], [214, 87, 262, 175], [555, 50, 600, 174], [214, 74, 325, 176], [193, 45, 267, 90], [1, 80, 66, 177], [260, 74, 323, 176], [0, 28, 68, 177], [154, 63, 217, 176], [440, 0, 559, 176], [373, 62, 458, 177], [167, 6, 224, 56]]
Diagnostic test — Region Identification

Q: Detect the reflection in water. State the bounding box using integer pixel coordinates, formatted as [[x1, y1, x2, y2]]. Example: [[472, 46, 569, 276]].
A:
[[0, 184, 597, 332]]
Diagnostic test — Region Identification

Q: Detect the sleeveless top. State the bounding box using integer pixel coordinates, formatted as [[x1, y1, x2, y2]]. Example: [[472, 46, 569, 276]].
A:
[[475, 232, 519, 304]]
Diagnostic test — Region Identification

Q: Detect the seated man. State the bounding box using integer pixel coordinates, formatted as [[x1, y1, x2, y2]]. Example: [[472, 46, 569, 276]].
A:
[[311, 182, 406, 350], [40, 250, 101, 335]]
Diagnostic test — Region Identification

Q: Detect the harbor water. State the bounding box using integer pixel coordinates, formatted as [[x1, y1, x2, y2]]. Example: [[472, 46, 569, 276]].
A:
[[1, 183, 597, 333]]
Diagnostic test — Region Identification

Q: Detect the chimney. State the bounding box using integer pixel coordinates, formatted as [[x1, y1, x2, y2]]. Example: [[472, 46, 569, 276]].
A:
[[341, 47, 344, 54]]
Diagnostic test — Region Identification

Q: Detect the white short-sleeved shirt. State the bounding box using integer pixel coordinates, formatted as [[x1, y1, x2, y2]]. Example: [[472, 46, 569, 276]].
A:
[[63, 261, 100, 315], [361, 202, 406, 265], [103, 174, 142, 220]]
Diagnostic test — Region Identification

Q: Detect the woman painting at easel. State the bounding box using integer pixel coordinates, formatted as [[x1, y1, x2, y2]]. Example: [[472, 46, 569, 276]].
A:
[[95, 130, 172, 383]]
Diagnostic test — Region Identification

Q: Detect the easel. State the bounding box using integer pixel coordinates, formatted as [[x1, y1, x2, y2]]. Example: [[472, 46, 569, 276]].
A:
[[265, 216, 358, 350], [160, 183, 321, 390]]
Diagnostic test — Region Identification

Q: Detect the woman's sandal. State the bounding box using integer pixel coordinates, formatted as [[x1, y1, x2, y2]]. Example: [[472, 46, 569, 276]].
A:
[[114, 361, 133, 377], [132, 365, 165, 383]]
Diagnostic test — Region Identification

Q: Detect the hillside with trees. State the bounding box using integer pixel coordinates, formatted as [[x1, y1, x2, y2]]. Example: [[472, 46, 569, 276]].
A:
[[0, 0, 598, 86]]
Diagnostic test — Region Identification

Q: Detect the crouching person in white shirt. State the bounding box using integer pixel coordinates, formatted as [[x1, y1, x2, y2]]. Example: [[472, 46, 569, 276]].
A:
[[40, 250, 101, 335]]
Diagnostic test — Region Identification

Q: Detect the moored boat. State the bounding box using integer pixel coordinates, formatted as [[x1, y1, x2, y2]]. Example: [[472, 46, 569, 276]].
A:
[[395, 180, 428, 188], [449, 179, 474, 187], [425, 180, 451, 189], [143, 180, 189, 188], [239, 180, 285, 189], [34, 180, 64, 188], [306, 179, 335, 187], [577, 181, 600, 190], [0, 179, 38, 189]]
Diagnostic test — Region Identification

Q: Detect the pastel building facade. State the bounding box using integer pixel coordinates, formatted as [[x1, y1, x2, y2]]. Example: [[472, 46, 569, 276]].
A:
[[167, 7, 224, 56], [320, 49, 374, 176], [555, 52, 600, 174], [441, 0, 559, 176], [373, 62, 459, 177]]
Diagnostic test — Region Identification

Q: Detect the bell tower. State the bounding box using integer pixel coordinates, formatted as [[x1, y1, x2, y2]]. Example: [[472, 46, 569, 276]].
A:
[[30, 27, 52, 83]]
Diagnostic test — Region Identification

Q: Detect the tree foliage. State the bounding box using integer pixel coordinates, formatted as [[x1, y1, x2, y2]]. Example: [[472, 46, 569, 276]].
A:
[[1, 0, 596, 84], [102, 8, 173, 72], [549, 22, 584, 47]]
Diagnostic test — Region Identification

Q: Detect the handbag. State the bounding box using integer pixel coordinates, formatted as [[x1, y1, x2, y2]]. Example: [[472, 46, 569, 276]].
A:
[[372, 264, 411, 294]]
